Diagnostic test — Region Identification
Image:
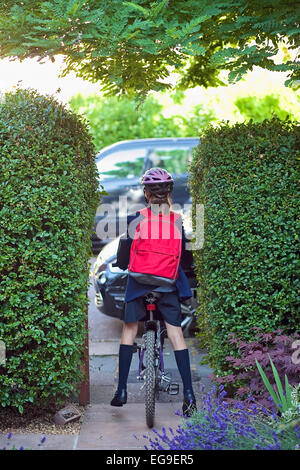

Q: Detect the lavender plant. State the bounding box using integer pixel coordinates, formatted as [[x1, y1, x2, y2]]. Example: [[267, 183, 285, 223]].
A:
[[142, 386, 300, 450]]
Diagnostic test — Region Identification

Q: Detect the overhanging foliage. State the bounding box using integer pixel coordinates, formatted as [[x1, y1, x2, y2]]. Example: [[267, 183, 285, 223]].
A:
[[0, 0, 299, 96]]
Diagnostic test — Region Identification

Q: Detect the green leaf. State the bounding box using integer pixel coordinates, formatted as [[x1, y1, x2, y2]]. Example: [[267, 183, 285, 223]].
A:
[[122, 1, 149, 17], [268, 354, 287, 411], [255, 359, 280, 409], [284, 375, 293, 409]]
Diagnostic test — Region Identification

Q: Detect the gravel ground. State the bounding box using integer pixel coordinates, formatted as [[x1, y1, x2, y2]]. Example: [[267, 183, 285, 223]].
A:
[[0, 402, 86, 435]]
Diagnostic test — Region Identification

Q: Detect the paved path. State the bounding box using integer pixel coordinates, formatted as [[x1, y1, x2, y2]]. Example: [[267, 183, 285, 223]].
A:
[[0, 259, 213, 450], [0, 338, 212, 450], [78, 336, 212, 450]]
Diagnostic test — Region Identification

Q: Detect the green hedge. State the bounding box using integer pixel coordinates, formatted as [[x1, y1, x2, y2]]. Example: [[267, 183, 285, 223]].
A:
[[0, 89, 101, 413], [189, 118, 300, 376]]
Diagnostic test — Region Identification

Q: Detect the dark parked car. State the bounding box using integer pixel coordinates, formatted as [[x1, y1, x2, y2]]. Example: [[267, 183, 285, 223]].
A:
[[92, 231, 198, 336], [91, 137, 200, 252]]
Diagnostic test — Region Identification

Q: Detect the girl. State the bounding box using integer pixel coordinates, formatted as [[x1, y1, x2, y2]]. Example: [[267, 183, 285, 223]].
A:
[[110, 167, 197, 417]]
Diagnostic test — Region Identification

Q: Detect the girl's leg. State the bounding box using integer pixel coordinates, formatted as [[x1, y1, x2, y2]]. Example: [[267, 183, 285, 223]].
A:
[[121, 321, 139, 345], [164, 321, 197, 417], [111, 321, 138, 407], [118, 321, 138, 390], [164, 321, 187, 351]]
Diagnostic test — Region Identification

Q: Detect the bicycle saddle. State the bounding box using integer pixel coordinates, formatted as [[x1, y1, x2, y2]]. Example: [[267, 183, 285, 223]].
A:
[[143, 291, 162, 303]]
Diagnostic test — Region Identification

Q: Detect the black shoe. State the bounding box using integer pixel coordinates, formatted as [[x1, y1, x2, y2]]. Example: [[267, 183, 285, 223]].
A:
[[182, 390, 197, 417], [110, 388, 127, 407]]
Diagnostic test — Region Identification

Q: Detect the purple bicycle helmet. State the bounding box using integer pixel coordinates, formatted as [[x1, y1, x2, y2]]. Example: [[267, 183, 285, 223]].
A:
[[141, 167, 174, 195], [141, 167, 174, 185]]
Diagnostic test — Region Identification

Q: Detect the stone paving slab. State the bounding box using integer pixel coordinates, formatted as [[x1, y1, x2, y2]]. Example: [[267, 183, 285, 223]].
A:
[[0, 433, 78, 451], [126, 380, 203, 404], [90, 383, 115, 405], [76, 403, 183, 450], [90, 356, 118, 386], [89, 340, 120, 356], [90, 355, 117, 403]]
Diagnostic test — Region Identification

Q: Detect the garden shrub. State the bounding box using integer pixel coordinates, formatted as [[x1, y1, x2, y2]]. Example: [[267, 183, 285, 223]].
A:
[[213, 328, 300, 409], [189, 118, 300, 377], [0, 88, 102, 413]]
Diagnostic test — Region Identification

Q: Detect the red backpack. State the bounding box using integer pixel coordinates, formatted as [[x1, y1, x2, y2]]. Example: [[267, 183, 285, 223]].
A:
[[128, 207, 182, 286]]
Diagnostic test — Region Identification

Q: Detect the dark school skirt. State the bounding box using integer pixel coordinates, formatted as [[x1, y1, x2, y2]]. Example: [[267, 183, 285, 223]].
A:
[[121, 291, 182, 327]]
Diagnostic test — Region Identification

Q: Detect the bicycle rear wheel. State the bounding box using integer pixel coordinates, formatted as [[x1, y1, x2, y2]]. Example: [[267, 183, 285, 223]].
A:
[[145, 329, 156, 428]]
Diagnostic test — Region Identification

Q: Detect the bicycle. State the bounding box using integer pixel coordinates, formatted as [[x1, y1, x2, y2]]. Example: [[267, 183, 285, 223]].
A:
[[133, 291, 181, 428]]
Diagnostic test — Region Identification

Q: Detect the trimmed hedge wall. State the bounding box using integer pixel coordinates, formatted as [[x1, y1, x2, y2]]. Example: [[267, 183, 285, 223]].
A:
[[0, 89, 101, 412], [189, 118, 299, 376]]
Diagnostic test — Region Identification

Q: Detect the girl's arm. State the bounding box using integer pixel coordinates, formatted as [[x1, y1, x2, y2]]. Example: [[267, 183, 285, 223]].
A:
[[181, 225, 194, 270], [116, 212, 142, 270]]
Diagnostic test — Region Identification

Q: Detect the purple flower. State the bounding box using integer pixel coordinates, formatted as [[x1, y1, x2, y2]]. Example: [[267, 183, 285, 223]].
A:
[[38, 436, 46, 447], [140, 385, 299, 451]]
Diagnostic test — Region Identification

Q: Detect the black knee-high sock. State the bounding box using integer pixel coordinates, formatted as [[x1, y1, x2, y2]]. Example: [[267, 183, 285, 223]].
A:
[[174, 349, 194, 395], [117, 344, 133, 390]]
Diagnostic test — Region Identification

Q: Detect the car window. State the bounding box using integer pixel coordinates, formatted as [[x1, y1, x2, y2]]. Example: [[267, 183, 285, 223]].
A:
[[97, 148, 147, 180], [145, 147, 193, 174]]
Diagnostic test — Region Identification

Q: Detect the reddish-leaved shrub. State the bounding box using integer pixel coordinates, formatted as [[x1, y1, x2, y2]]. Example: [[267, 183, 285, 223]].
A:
[[212, 327, 300, 410]]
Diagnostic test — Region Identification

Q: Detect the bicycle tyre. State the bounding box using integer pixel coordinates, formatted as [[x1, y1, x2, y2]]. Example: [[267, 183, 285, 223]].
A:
[[145, 329, 156, 428]]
